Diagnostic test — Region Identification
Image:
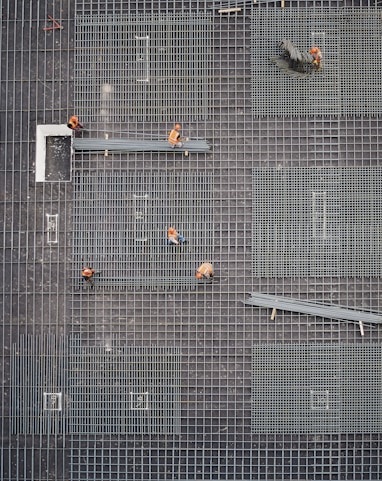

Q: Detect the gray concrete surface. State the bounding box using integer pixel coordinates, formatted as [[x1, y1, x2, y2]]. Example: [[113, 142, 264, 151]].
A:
[[1, 1, 382, 480]]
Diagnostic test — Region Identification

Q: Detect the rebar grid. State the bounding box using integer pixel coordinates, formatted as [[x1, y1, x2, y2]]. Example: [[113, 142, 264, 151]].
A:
[[252, 344, 382, 433], [74, 12, 212, 128], [252, 167, 382, 278], [1, 0, 73, 480], [71, 169, 213, 289], [11, 335, 66, 435], [1, 1, 382, 481], [68, 339, 181, 435], [251, 7, 382, 116]]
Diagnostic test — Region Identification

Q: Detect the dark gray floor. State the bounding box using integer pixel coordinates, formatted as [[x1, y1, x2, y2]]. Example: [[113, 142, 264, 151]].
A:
[[1, 1, 382, 480]]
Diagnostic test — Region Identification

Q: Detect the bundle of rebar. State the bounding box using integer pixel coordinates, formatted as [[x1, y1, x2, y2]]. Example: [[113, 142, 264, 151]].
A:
[[75, 276, 212, 289], [244, 292, 382, 324], [73, 138, 211, 153]]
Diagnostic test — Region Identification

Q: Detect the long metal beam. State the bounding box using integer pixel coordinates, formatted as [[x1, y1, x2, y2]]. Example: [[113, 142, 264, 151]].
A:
[[73, 138, 210, 152], [244, 292, 382, 324]]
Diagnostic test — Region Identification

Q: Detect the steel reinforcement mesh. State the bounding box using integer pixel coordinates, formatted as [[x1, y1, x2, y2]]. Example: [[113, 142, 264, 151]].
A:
[[68, 339, 181, 435], [10, 335, 66, 435], [252, 167, 382, 278], [74, 13, 212, 126], [252, 344, 382, 434], [2, 1, 382, 481], [71, 169, 213, 289], [251, 7, 382, 116]]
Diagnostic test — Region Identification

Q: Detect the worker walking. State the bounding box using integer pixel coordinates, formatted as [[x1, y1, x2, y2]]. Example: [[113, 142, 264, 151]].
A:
[[67, 115, 84, 131], [309, 46, 322, 69], [195, 262, 214, 280], [82, 266, 96, 286], [167, 227, 186, 245], [168, 123, 183, 148]]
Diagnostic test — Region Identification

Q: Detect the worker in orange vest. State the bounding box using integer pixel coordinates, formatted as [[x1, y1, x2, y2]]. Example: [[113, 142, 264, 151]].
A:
[[167, 227, 186, 245], [82, 266, 96, 286], [168, 123, 183, 148], [67, 115, 83, 131], [195, 262, 214, 280], [309, 46, 322, 69]]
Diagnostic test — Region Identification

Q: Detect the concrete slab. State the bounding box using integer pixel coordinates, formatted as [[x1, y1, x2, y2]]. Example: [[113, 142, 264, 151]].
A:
[[35, 124, 73, 182]]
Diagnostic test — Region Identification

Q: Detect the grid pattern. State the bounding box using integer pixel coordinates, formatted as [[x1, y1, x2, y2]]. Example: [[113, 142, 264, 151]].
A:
[[10, 335, 66, 435], [74, 13, 212, 124], [252, 344, 382, 434], [251, 8, 382, 116], [252, 167, 382, 278], [1, 1, 382, 481], [68, 339, 181, 435], [72, 170, 213, 289]]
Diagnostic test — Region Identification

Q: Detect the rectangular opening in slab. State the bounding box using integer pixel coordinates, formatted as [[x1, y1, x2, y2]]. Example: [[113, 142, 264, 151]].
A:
[[134, 194, 149, 242], [45, 136, 71, 181], [46, 214, 58, 244], [135, 35, 149, 82], [36, 125, 73, 182], [312, 191, 327, 239]]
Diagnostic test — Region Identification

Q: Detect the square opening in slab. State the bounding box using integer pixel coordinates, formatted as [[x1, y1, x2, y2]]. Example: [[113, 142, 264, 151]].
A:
[[310, 389, 329, 411], [130, 392, 149, 410], [43, 392, 62, 411]]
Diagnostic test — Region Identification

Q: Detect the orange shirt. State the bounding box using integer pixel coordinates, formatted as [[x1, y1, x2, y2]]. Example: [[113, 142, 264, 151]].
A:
[[309, 47, 322, 64], [168, 129, 181, 145], [167, 227, 179, 244]]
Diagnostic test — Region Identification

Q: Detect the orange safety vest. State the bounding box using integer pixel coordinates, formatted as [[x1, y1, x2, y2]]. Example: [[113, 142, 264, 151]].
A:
[[167, 227, 179, 243], [168, 129, 181, 145], [310, 47, 322, 63], [196, 263, 213, 279]]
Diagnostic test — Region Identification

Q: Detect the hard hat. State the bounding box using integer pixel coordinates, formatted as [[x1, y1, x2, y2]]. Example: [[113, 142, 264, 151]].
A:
[[174, 123, 181, 130], [196, 272, 202, 279]]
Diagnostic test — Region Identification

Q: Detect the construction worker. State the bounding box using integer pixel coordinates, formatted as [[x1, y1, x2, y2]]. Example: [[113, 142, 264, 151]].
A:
[[309, 46, 322, 69], [67, 115, 83, 131], [195, 262, 214, 280], [168, 123, 183, 148], [82, 266, 95, 286], [167, 227, 186, 245]]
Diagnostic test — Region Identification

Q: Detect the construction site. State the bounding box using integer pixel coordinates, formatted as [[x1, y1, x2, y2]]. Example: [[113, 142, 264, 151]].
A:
[[1, 0, 382, 479]]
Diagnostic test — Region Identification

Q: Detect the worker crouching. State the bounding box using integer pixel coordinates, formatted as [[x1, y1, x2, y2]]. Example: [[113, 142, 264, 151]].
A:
[[167, 227, 186, 245], [309, 46, 322, 70], [168, 123, 183, 148], [195, 262, 214, 280], [82, 266, 96, 286], [67, 115, 84, 132]]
